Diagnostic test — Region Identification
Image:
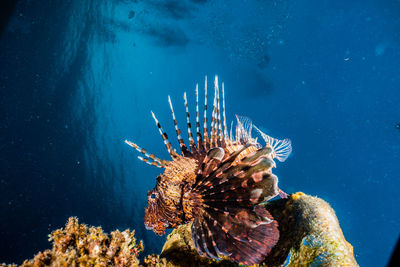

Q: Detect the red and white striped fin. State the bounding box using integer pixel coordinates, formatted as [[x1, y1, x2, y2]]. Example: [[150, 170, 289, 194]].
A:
[[124, 140, 168, 166], [210, 76, 218, 147], [216, 79, 223, 143], [203, 76, 210, 150], [151, 111, 179, 159], [209, 83, 215, 147], [168, 96, 190, 156], [184, 92, 197, 152], [254, 126, 292, 162], [195, 84, 204, 151], [222, 82, 228, 140], [230, 121, 234, 144], [137, 156, 164, 168], [236, 115, 253, 144]]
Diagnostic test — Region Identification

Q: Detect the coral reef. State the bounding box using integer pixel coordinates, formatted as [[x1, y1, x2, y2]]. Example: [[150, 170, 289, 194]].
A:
[[1, 217, 143, 267], [1, 193, 357, 266]]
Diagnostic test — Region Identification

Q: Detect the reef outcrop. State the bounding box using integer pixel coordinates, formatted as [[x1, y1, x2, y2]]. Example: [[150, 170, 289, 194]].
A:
[[159, 192, 358, 266], [1, 193, 358, 266], [1, 217, 143, 267]]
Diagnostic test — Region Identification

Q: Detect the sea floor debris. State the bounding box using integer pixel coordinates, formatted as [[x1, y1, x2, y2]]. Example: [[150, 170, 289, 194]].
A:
[[1, 193, 358, 267]]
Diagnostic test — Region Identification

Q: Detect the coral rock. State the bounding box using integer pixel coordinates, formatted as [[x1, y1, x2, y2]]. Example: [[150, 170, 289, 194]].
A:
[[3, 217, 143, 267]]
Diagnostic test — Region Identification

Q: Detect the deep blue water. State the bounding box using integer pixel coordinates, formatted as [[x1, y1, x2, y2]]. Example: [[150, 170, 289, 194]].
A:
[[0, 0, 399, 266]]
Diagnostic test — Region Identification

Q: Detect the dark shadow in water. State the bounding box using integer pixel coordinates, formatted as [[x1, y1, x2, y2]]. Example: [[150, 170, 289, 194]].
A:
[[258, 54, 271, 69], [140, 24, 189, 47], [243, 71, 274, 97], [388, 236, 400, 267], [146, 0, 192, 20], [128, 10, 135, 19], [0, 0, 137, 264], [0, 0, 18, 38], [190, 0, 208, 3]]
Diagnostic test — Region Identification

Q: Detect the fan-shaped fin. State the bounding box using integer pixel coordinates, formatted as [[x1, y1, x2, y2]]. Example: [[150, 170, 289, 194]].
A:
[[254, 126, 292, 162], [189, 144, 281, 264], [192, 216, 220, 260], [194, 144, 251, 188], [191, 205, 279, 265], [236, 115, 254, 144]]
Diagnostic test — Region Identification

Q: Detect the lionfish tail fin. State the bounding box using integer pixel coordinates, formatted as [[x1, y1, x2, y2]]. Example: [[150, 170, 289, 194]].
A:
[[254, 126, 292, 162], [190, 145, 280, 265]]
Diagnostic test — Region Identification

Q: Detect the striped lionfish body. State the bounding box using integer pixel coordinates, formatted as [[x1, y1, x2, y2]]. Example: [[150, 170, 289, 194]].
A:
[[125, 76, 292, 265]]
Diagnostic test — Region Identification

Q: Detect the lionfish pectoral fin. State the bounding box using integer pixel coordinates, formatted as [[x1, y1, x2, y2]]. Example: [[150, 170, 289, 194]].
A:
[[191, 146, 281, 265], [191, 206, 279, 265], [254, 125, 292, 162]]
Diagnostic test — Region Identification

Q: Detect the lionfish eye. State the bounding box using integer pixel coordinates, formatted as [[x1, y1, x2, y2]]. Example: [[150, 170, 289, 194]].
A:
[[150, 193, 157, 200]]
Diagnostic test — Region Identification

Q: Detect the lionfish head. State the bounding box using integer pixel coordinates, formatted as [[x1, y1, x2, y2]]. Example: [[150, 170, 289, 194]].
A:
[[144, 186, 168, 235], [144, 157, 198, 235]]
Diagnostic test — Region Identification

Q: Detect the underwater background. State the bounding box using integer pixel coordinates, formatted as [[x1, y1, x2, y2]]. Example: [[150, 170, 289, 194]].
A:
[[0, 0, 399, 266]]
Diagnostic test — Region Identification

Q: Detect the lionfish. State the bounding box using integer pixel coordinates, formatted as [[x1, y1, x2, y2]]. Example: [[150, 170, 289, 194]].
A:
[[125, 76, 292, 265]]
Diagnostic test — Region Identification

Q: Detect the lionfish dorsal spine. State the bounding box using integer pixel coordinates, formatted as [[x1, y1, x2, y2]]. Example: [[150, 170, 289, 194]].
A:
[[127, 75, 292, 167], [216, 79, 223, 145], [222, 82, 229, 141], [168, 96, 191, 156], [203, 76, 210, 150], [184, 92, 197, 152], [210, 83, 215, 147], [151, 110, 179, 159], [124, 140, 168, 168], [254, 125, 292, 162], [195, 84, 205, 152], [137, 156, 164, 168], [210, 76, 219, 147]]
